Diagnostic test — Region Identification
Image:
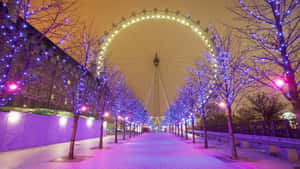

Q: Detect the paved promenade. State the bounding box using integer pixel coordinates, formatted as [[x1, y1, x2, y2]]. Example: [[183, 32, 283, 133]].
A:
[[0, 133, 299, 169]]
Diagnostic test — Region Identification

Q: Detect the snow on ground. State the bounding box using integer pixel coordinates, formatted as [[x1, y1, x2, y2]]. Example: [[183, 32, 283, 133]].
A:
[[0, 133, 299, 169]]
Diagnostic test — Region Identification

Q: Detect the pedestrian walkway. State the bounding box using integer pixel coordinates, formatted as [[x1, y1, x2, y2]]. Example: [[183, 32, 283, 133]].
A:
[[0, 133, 299, 169]]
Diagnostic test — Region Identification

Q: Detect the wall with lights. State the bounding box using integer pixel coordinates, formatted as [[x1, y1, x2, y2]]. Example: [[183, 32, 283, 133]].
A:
[[0, 112, 105, 152]]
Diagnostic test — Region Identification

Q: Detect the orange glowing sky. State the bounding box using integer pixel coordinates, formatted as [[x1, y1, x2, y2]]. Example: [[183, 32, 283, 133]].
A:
[[74, 0, 235, 117]]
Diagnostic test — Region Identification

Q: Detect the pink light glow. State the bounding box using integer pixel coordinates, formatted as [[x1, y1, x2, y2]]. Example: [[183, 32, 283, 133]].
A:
[[275, 79, 285, 88], [80, 105, 88, 112], [104, 112, 110, 117], [218, 101, 226, 108], [8, 83, 18, 92]]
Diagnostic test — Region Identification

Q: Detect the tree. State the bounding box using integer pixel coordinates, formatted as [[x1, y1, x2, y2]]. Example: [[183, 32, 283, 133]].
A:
[[232, 0, 300, 129], [0, 0, 76, 106], [60, 23, 98, 159], [207, 26, 253, 159], [188, 60, 215, 148], [246, 92, 287, 121]]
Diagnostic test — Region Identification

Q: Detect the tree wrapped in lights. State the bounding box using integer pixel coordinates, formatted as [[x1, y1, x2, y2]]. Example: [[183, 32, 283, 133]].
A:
[[92, 63, 118, 149], [208, 26, 252, 159], [60, 23, 99, 159], [188, 60, 215, 148], [0, 0, 76, 106], [232, 0, 300, 129], [108, 73, 127, 143]]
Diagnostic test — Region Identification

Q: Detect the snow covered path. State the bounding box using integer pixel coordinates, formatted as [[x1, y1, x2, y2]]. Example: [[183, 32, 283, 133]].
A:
[[0, 133, 299, 169]]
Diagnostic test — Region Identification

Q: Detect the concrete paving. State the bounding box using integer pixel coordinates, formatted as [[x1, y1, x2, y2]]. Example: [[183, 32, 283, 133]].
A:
[[0, 133, 299, 169]]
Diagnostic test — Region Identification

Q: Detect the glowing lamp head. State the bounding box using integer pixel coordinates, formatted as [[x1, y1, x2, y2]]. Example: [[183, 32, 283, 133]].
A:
[[80, 105, 88, 112], [7, 83, 18, 92], [218, 101, 226, 108], [118, 115, 122, 119], [104, 112, 110, 117], [275, 79, 285, 88], [125, 116, 129, 121], [182, 118, 185, 121]]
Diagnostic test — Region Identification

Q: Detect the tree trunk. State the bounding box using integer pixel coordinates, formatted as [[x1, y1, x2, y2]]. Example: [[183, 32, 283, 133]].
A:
[[99, 118, 104, 149], [192, 118, 195, 143], [226, 105, 238, 160], [129, 123, 132, 138], [180, 123, 183, 138], [177, 124, 179, 136], [123, 121, 126, 140], [133, 124, 136, 137], [185, 121, 188, 140], [202, 116, 208, 149], [115, 118, 118, 143], [68, 114, 79, 159]]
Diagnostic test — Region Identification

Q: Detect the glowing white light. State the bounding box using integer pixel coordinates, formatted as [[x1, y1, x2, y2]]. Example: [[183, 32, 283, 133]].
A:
[[59, 116, 67, 127], [218, 101, 226, 108], [8, 111, 21, 124], [103, 121, 107, 128], [86, 119, 93, 127], [194, 28, 198, 32]]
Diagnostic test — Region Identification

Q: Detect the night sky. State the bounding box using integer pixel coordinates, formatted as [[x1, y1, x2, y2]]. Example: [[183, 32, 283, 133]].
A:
[[75, 0, 234, 117]]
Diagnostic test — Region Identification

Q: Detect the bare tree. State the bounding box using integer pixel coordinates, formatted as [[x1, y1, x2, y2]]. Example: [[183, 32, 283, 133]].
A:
[[246, 92, 287, 121], [60, 23, 98, 159], [231, 0, 300, 129], [0, 0, 77, 106]]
